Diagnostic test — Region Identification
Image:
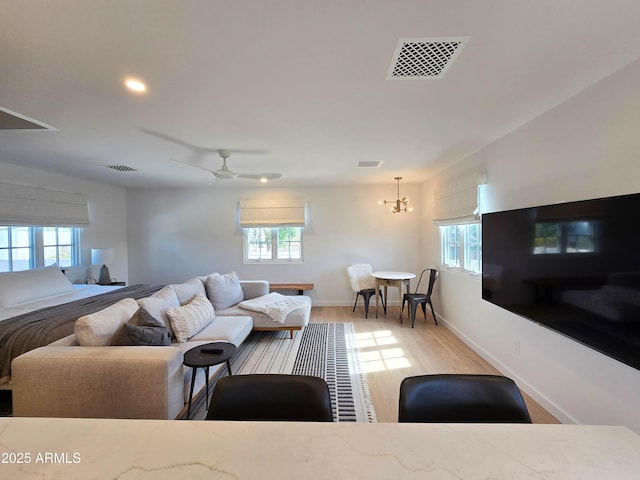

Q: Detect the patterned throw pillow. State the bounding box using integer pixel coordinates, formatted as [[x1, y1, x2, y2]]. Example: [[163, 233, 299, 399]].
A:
[[166, 293, 215, 343]]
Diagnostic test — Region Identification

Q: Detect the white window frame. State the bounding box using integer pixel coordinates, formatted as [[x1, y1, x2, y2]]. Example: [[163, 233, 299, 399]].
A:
[[440, 223, 482, 275], [243, 227, 304, 264], [0, 226, 81, 272]]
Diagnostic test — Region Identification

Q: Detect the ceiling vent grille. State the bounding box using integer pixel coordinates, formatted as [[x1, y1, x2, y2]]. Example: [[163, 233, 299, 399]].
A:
[[356, 160, 382, 168], [387, 37, 470, 79], [106, 165, 138, 173]]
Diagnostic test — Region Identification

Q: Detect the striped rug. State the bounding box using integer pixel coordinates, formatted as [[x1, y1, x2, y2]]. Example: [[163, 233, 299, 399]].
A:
[[187, 322, 377, 422]]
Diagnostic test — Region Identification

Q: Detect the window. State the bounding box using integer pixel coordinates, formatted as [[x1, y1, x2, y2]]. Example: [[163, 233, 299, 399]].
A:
[[0, 226, 32, 272], [0, 226, 81, 272], [244, 227, 303, 263], [534, 222, 561, 254], [440, 223, 481, 274], [533, 221, 596, 255]]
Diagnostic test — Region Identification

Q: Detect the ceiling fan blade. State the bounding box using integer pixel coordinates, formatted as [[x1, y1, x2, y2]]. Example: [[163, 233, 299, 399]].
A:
[[169, 158, 216, 174], [213, 171, 236, 180], [236, 173, 282, 180], [141, 129, 217, 155], [141, 129, 269, 156]]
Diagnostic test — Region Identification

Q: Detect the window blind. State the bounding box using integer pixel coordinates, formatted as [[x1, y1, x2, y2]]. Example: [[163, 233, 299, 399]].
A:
[[0, 181, 90, 226], [238, 198, 306, 227], [433, 172, 486, 226]]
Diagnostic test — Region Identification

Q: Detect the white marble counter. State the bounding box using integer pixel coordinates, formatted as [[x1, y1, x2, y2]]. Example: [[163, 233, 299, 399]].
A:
[[1, 418, 639, 479]]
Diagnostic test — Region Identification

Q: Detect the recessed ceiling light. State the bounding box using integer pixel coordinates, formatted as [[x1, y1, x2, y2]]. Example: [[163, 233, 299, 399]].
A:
[[124, 78, 147, 93]]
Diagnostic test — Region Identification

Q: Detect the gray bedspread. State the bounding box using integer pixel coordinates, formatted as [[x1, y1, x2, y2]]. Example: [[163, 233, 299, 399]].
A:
[[0, 284, 163, 385]]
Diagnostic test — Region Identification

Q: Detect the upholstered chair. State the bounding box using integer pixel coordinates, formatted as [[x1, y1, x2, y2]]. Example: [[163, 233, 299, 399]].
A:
[[206, 374, 333, 422], [398, 374, 532, 423]]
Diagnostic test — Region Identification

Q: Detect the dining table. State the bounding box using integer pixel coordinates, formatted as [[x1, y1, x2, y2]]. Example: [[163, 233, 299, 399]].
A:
[[371, 271, 416, 319]]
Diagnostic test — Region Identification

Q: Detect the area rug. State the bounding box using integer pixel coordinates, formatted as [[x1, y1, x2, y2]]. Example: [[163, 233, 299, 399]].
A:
[[185, 322, 377, 422]]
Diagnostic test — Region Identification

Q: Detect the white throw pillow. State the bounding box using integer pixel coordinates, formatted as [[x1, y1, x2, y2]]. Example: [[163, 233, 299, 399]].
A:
[[0, 265, 74, 308], [166, 293, 215, 343], [205, 271, 244, 310], [75, 298, 140, 346], [170, 277, 206, 305], [136, 286, 181, 336]]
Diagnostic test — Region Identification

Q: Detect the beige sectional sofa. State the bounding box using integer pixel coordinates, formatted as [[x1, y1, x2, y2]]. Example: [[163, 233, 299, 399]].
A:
[[11, 272, 311, 420]]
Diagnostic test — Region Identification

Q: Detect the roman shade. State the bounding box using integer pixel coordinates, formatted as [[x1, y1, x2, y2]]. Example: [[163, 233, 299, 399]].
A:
[[433, 172, 486, 226], [0, 181, 90, 226], [238, 198, 306, 227]]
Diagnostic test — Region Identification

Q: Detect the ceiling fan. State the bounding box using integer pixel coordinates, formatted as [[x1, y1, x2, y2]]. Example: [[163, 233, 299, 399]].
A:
[[138, 128, 281, 182], [172, 149, 282, 182]]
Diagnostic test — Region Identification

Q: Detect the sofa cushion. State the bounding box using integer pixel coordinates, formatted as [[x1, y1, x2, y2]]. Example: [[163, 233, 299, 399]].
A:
[[112, 323, 171, 346], [166, 293, 216, 343], [170, 277, 206, 305], [74, 298, 139, 346], [133, 307, 166, 328], [136, 286, 180, 337], [0, 265, 74, 308], [205, 271, 244, 310], [189, 315, 253, 346]]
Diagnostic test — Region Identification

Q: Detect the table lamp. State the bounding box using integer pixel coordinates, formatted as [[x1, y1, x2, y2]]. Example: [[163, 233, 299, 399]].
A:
[[91, 248, 115, 285]]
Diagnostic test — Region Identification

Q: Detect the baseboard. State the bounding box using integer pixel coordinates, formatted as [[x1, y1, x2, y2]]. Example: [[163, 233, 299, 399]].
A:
[[435, 312, 577, 425], [310, 300, 403, 307]]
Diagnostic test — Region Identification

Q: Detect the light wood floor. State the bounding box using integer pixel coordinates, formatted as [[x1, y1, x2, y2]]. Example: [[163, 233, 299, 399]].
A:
[[310, 305, 559, 424]]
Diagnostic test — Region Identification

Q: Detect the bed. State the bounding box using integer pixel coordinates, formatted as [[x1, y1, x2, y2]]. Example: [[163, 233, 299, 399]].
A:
[[0, 266, 162, 387]]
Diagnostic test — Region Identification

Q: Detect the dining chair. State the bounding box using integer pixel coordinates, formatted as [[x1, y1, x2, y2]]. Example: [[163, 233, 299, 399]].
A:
[[206, 374, 334, 422], [345, 263, 385, 318], [401, 268, 438, 327], [398, 374, 532, 423]]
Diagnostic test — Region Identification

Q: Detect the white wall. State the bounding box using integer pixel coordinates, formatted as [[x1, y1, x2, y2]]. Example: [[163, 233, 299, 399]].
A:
[[126, 183, 422, 306], [422, 59, 640, 432], [0, 162, 129, 283]]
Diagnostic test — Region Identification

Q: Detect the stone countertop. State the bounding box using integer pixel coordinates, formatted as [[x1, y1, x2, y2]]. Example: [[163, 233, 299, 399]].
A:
[[1, 418, 639, 479]]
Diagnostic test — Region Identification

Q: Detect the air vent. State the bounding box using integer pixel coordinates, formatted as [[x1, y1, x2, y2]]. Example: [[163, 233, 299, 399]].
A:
[[356, 160, 382, 168], [106, 165, 138, 173], [0, 107, 57, 131], [387, 37, 469, 79]]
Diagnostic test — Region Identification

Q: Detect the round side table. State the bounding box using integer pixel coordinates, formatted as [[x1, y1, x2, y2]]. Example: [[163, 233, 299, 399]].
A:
[[183, 341, 236, 419]]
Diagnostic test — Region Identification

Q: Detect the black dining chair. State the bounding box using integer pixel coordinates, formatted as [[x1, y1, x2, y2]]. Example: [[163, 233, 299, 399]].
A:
[[345, 263, 385, 318], [401, 268, 438, 327], [398, 374, 532, 423], [206, 374, 334, 422]]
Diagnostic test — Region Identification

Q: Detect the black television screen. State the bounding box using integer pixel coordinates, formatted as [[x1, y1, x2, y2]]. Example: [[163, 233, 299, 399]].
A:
[[482, 192, 640, 370]]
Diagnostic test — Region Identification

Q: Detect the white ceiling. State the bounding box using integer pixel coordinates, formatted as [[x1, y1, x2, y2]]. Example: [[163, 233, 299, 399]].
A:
[[2, 1, 640, 188]]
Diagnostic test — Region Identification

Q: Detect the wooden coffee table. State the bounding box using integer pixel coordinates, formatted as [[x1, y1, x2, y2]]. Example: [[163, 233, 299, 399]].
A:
[[183, 341, 236, 418]]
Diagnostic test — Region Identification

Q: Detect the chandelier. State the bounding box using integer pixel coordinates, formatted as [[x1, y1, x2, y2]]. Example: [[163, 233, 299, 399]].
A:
[[379, 176, 412, 213]]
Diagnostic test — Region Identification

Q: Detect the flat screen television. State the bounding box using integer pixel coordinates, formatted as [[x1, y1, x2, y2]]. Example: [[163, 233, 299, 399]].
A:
[[482, 192, 640, 370]]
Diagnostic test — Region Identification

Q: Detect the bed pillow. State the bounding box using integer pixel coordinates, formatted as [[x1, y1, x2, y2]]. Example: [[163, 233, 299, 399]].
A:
[[205, 271, 244, 310], [75, 298, 139, 346], [136, 286, 180, 337], [170, 277, 206, 305], [0, 265, 74, 308], [166, 293, 215, 343]]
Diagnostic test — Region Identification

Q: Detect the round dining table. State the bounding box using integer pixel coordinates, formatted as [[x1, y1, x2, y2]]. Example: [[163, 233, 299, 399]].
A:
[[371, 271, 416, 319]]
